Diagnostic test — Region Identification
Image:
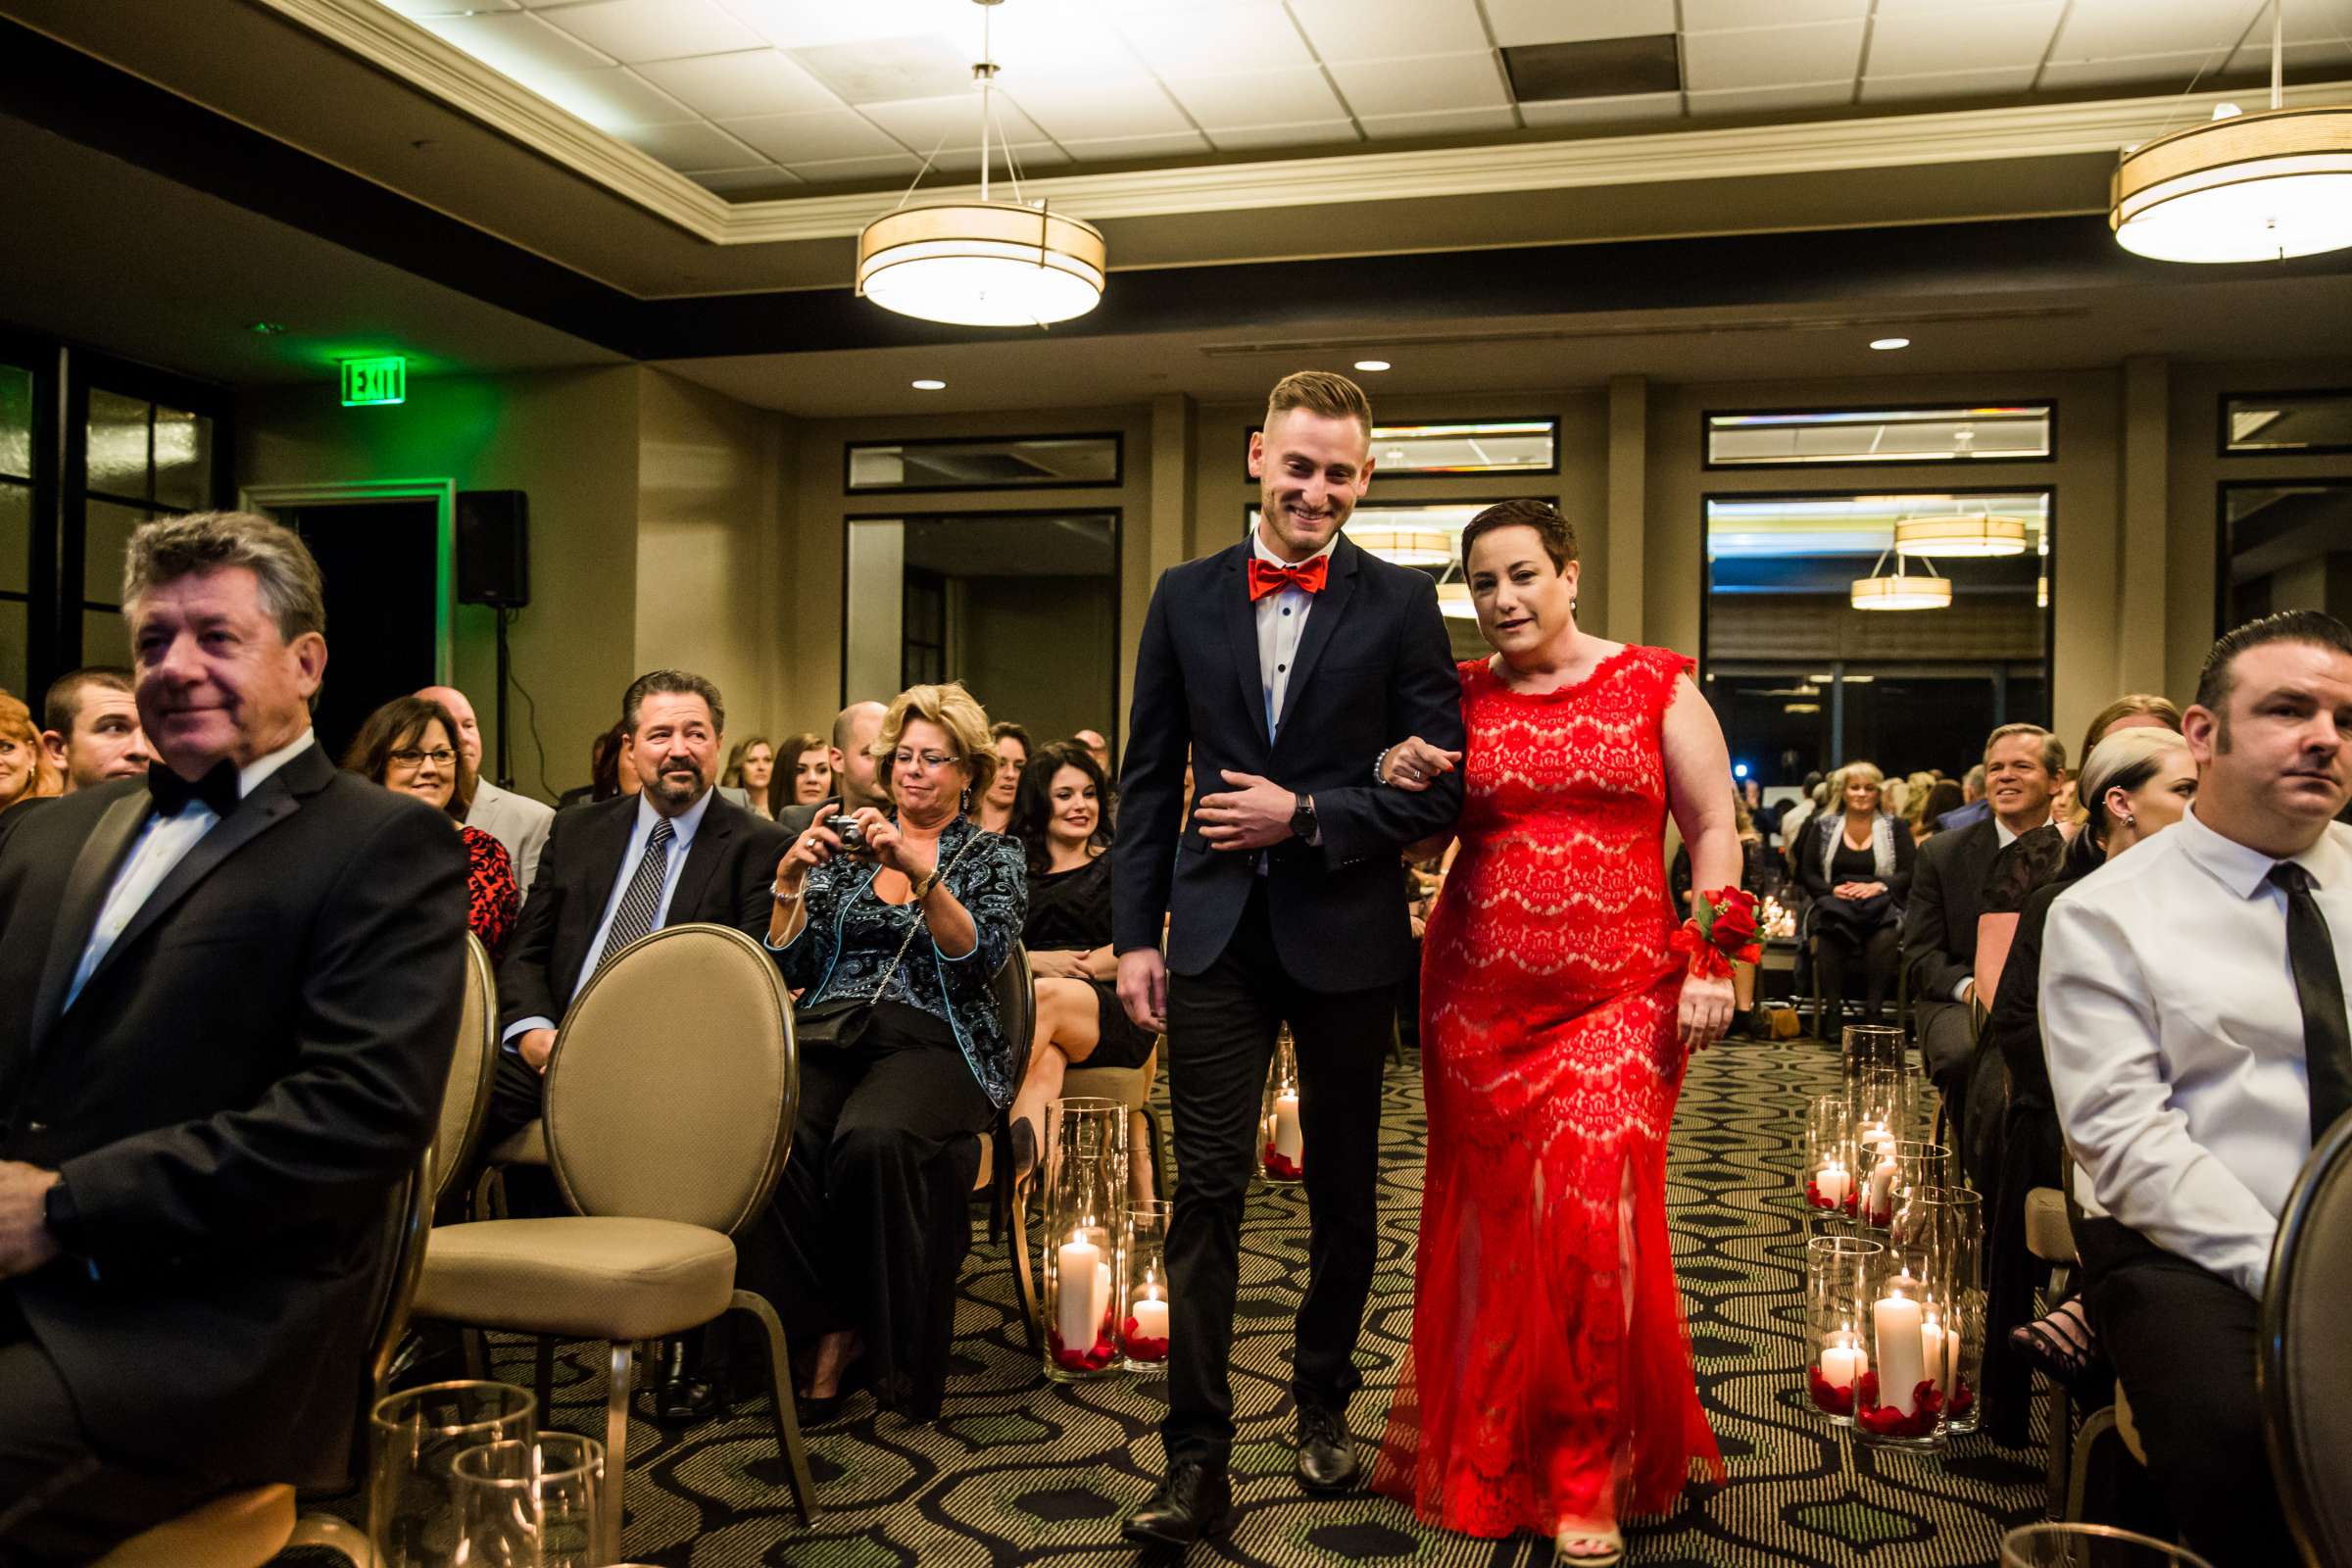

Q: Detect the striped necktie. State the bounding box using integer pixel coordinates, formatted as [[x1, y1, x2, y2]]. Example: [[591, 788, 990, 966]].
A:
[[597, 817, 675, 972]]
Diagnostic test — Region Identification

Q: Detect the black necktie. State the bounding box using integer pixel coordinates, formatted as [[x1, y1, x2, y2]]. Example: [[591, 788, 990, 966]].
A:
[[148, 759, 239, 819], [2269, 861, 2352, 1141]]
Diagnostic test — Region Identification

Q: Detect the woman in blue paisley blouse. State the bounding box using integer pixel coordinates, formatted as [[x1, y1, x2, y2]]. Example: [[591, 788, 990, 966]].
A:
[[736, 681, 1028, 1424]]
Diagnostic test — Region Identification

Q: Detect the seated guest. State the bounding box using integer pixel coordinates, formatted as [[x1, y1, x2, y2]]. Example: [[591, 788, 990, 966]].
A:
[[741, 682, 1027, 1425], [1906, 724, 2062, 1111], [1937, 763, 1990, 832], [1781, 771, 1829, 865], [1916, 778, 1964, 842], [1073, 727, 1113, 777], [40, 667, 154, 793], [1671, 789, 1772, 911], [2071, 694, 2182, 822], [779, 729, 832, 813], [722, 734, 779, 819], [978, 720, 1029, 836], [1005, 741, 1154, 1173], [553, 722, 628, 811], [2042, 612, 2352, 1568], [345, 696, 521, 960], [0, 511, 464, 1560], [1980, 727, 2195, 1433], [778, 702, 887, 836], [0, 692, 62, 813], [1798, 761, 1914, 1027], [420, 684, 553, 894]]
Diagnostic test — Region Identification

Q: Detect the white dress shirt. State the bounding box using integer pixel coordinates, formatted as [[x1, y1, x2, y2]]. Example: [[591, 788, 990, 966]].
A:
[[66, 731, 318, 1012], [502, 788, 715, 1047], [1250, 529, 1337, 744], [2040, 804, 2352, 1297]]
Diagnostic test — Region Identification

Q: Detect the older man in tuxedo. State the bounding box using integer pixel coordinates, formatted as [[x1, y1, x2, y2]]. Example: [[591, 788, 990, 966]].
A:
[[417, 684, 553, 898], [0, 513, 465, 1562]]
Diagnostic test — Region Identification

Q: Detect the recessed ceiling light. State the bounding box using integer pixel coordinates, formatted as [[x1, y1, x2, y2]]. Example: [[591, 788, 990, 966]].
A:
[[910, 378, 947, 390], [1870, 337, 1911, 351], [1353, 359, 1392, 372]]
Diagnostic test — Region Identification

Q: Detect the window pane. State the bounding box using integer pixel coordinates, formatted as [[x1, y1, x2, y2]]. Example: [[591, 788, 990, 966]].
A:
[[1248, 499, 1512, 568], [0, 364, 32, 480], [0, 482, 26, 596], [86, 389, 152, 501], [82, 606, 131, 669], [1367, 419, 1556, 475], [1707, 405, 2053, 466], [84, 499, 152, 606], [846, 434, 1121, 492], [152, 405, 213, 512], [2221, 482, 2352, 630], [0, 597, 24, 701], [2224, 391, 2352, 455]]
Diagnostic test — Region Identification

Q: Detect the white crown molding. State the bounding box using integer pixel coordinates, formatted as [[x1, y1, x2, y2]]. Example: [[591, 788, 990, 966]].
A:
[[247, 0, 2352, 255]]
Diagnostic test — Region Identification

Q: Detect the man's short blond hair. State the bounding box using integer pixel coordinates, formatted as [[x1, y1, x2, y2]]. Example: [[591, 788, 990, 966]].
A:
[[872, 681, 998, 803], [1266, 370, 1372, 437], [1984, 722, 2066, 777]]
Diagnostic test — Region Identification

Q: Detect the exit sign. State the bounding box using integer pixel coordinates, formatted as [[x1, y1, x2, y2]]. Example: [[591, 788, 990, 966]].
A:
[[341, 356, 407, 406]]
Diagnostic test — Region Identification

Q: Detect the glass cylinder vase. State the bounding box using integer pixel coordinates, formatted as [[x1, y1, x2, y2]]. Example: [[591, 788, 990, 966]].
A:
[[1040, 1097, 1129, 1381], [1804, 1094, 1857, 1224], [1842, 1023, 1908, 1098], [1118, 1200, 1172, 1371], [368, 1380, 538, 1568], [1886, 1140, 1956, 1241], [1917, 1184, 1985, 1434], [1856, 1236, 1947, 1451], [1258, 1026, 1304, 1182], [450, 1434, 604, 1568], [1805, 1234, 1882, 1425]]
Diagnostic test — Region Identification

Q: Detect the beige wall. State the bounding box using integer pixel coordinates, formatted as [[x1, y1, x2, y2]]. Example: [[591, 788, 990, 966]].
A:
[[956, 574, 1119, 746]]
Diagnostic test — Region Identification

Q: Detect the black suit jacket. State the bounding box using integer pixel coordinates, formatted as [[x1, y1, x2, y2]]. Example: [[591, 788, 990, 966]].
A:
[[0, 743, 466, 1487], [1112, 534, 1465, 992], [499, 789, 789, 1033], [1902, 816, 2002, 1001]]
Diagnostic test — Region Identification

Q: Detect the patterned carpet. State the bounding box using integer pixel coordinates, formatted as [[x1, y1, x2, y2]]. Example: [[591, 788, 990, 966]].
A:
[[444, 1035, 2050, 1567]]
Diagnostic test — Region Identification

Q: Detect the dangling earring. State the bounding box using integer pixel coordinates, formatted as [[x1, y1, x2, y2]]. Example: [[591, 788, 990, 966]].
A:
[[961, 786, 973, 813]]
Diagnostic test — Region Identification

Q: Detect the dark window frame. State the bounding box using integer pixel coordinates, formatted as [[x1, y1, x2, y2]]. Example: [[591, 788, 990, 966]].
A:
[[841, 431, 1126, 495], [2218, 388, 2352, 459], [1239, 416, 1563, 481], [1698, 400, 2059, 472], [2214, 474, 2352, 637]]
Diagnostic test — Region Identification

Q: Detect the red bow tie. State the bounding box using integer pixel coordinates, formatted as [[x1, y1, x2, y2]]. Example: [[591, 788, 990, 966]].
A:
[[1248, 556, 1329, 602]]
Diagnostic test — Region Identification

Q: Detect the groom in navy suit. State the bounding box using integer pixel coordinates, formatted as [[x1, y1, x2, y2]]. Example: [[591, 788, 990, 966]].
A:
[[1113, 371, 1465, 1546]]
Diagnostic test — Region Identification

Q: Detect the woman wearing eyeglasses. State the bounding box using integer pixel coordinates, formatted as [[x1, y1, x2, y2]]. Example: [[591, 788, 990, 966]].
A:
[[739, 680, 1027, 1427], [342, 695, 520, 958]]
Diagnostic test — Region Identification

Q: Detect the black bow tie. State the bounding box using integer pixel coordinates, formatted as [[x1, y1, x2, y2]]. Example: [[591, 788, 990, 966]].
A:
[[148, 759, 240, 819]]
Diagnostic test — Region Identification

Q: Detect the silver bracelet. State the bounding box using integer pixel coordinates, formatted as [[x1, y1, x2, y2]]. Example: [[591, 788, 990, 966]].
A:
[[1373, 744, 1396, 786], [771, 879, 804, 906]]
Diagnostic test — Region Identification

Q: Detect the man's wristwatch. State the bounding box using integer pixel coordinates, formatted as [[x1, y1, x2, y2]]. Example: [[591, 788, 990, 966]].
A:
[[1290, 792, 1318, 843]]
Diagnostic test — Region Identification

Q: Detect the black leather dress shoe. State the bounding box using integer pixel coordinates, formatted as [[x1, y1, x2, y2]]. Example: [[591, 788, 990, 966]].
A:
[[651, 1337, 719, 1423], [1120, 1459, 1232, 1548], [1294, 1402, 1360, 1494]]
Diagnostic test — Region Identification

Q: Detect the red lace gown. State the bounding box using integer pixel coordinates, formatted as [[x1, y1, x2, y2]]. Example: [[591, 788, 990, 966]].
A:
[[1375, 646, 1723, 1539]]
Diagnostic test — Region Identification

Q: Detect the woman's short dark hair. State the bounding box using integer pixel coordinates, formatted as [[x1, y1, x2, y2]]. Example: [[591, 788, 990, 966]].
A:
[[343, 695, 473, 819], [1921, 778, 1965, 823], [588, 723, 625, 803], [1008, 741, 1113, 876], [990, 720, 1032, 756], [1460, 499, 1579, 573]]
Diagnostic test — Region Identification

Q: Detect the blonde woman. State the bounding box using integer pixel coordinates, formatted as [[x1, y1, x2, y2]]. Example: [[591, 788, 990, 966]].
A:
[[1796, 760, 1913, 1026]]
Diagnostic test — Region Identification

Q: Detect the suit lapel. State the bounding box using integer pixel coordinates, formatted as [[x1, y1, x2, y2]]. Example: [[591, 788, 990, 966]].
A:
[[667, 797, 732, 923], [1271, 536, 1362, 761], [30, 790, 151, 1054], [1219, 546, 1272, 753]]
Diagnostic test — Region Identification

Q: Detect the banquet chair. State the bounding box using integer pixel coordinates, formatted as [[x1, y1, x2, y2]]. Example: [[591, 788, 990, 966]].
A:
[[433, 932, 501, 1208], [2260, 1112, 2352, 1568], [972, 943, 1042, 1351], [2023, 1185, 2081, 1507], [1066, 1038, 1166, 1201], [411, 922, 816, 1559]]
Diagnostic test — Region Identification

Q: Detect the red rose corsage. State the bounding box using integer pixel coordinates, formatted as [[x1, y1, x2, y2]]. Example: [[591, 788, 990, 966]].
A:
[[1673, 887, 1764, 979]]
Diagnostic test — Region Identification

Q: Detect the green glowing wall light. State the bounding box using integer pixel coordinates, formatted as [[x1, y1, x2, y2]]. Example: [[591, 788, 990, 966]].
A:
[[341, 356, 408, 407]]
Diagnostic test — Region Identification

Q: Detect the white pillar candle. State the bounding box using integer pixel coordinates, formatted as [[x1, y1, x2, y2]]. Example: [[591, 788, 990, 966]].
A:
[[1919, 1316, 1948, 1396], [1056, 1235, 1100, 1348], [1867, 1154, 1898, 1220], [1094, 1261, 1112, 1339], [1873, 1276, 1927, 1416], [1132, 1290, 1169, 1342], [1815, 1163, 1852, 1206], [1273, 1090, 1303, 1162], [1820, 1329, 1868, 1391]]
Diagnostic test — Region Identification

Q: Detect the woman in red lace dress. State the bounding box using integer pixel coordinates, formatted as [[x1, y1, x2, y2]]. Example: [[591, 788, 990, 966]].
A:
[[1373, 501, 1740, 1564]]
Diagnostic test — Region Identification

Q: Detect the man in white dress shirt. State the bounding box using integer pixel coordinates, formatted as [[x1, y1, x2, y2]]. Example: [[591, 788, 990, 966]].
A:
[[2042, 610, 2352, 1567], [416, 684, 552, 899]]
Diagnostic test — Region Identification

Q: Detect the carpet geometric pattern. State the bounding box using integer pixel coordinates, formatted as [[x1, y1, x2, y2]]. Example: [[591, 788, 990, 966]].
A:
[[466, 1036, 2049, 1567]]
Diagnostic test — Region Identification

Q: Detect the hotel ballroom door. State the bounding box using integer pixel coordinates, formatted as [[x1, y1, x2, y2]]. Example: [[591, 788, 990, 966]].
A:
[[281, 499, 439, 760]]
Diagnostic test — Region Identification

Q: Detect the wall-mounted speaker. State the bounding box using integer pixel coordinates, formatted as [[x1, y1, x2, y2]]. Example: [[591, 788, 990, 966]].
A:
[[456, 490, 529, 608]]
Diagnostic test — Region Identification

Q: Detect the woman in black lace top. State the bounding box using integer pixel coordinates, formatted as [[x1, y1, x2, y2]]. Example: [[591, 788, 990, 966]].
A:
[[1005, 742, 1157, 1166]]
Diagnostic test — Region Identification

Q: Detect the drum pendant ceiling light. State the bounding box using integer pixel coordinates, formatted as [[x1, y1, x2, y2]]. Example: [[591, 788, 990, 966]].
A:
[[1438, 582, 1478, 619], [1348, 525, 1454, 567], [1892, 512, 2029, 559], [857, 1, 1106, 326], [2110, 2, 2352, 264], [1851, 547, 1952, 612]]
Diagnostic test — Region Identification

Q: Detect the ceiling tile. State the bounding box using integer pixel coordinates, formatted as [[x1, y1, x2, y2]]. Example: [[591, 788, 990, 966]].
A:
[[377, 0, 521, 15], [928, 140, 1073, 173], [1684, 0, 1865, 26], [525, 66, 697, 129], [717, 0, 966, 50], [858, 93, 1051, 152], [689, 165, 803, 194], [1327, 52, 1508, 116], [971, 3, 1146, 80], [1205, 121, 1362, 150], [613, 118, 762, 171], [1859, 64, 2038, 100], [536, 0, 764, 63], [415, 12, 617, 77], [1113, 1, 1313, 74], [2226, 35, 2352, 74], [1356, 105, 1519, 138], [1683, 19, 1866, 92], [781, 152, 927, 183], [2046, 0, 2261, 61], [1482, 0, 1676, 48], [1286, 0, 1490, 62], [788, 33, 975, 103], [2034, 50, 2223, 88], [1054, 130, 1217, 161], [718, 107, 910, 162], [1865, 3, 2063, 75], [1161, 66, 1348, 128], [634, 48, 842, 117], [1687, 79, 1854, 115], [1004, 78, 1196, 139], [1517, 90, 1684, 125]]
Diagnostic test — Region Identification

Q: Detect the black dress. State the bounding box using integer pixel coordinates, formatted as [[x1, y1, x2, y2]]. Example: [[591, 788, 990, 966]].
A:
[[1024, 852, 1158, 1070]]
